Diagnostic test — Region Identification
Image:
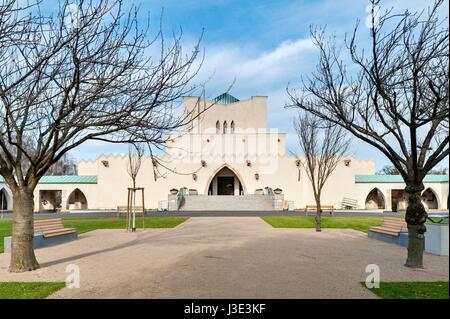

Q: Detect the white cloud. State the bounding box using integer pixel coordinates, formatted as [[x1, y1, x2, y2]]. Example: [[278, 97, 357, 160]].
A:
[[196, 38, 317, 94]]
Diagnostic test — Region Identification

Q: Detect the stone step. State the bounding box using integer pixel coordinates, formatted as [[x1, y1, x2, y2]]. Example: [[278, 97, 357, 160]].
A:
[[179, 195, 275, 211]]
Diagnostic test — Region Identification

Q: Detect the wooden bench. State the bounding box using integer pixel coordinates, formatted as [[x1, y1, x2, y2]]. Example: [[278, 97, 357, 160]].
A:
[[341, 197, 358, 209], [117, 206, 143, 212], [34, 218, 76, 238], [305, 205, 334, 216], [369, 217, 408, 237], [4, 218, 77, 253], [116, 206, 146, 221]]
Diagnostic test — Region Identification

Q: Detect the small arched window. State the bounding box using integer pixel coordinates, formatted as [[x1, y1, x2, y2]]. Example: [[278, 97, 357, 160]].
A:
[[230, 121, 235, 133], [216, 120, 220, 134], [0, 188, 8, 210], [223, 121, 228, 134]]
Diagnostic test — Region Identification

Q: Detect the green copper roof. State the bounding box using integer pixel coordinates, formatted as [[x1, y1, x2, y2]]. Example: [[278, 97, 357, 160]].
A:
[[213, 93, 239, 105], [355, 175, 449, 183], [40, 175, 97, 184], [0, 175, 98, 184]]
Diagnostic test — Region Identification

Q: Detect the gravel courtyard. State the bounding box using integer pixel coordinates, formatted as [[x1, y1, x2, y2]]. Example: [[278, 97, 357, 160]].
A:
[[0, 217, 448, 299]]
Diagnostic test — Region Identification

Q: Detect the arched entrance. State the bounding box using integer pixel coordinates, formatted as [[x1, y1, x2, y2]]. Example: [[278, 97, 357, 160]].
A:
[[365, 188, 385, 209], [67, 188, 88, 210], [206, 166, 245, 196], [0, 188, 9, 210], [421, 188, 438, 210]]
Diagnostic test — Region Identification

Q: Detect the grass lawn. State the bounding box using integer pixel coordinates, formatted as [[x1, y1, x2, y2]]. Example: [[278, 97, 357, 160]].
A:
[[0, 216, 188, 253], [62, 216, 189, 234], [261, 216, 383, 233], [363, 281, 449, 299], [0, 219, 12, 254], [0, 282, 65, 299]]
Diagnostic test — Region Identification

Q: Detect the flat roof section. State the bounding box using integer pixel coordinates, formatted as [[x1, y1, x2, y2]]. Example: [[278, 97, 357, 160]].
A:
[[355, 175, 449, 183]]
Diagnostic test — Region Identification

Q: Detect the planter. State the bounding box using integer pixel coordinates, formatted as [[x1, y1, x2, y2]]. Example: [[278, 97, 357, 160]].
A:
[[274, 188, 283, 195], [170, 189, 178, 195], [425, 223, 448, 256]]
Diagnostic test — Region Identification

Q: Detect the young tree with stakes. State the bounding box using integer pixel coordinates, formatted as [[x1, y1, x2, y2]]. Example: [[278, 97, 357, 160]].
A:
[[288, 0, 449, 268], [127, 143, 145, 190], [294, 113, 350, 231], [126, 143, 145, 231], [0, 0, 205, 272]]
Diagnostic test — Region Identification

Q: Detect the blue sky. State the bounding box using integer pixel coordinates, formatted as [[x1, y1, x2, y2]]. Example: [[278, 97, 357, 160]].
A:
[[69, 0, 449, 171]]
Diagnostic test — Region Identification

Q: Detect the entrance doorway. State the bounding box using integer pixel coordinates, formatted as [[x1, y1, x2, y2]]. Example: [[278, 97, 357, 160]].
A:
[[391, 189, 406, 212], [365, 188, 385, 209], [421, 188, 438, 210], [218, 177, 235, 195], [39, 190, 62, 212], [207, 166, 245, 196], [67, 188, 88, 210]]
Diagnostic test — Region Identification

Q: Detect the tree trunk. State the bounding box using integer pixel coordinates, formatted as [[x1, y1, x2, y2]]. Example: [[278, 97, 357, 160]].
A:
[[404, 183, 427, 269], [9, 189, 40, 272], [315, 196, 322, 232]]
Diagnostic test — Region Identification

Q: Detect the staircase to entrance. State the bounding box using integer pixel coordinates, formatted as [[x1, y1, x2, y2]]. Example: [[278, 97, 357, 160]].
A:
[[169, 195, 281, 211]]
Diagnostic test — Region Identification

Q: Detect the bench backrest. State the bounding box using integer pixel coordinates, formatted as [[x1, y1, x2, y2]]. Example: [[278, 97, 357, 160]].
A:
[[306, 205, 334, 209], [34, 218, 65, 233], [382, 217, 407, 230], [342, 198, 358, 205], [117, 206, 144, 211]]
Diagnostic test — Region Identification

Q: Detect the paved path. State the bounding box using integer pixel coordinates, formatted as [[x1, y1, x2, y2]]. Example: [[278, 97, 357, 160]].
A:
[[0, 217, 448, 298]]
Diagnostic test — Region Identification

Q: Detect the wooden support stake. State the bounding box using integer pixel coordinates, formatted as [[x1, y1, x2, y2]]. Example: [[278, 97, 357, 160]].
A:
[[141, 188, 145, 229], [125, 187, 146, 231], [126, 188, 131, 231]]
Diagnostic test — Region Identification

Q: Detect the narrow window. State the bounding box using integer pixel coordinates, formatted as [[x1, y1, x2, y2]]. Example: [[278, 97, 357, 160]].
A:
[[216, 120, 220, 134], [223, 121, 228, 134], [230, 121, 235, 133]]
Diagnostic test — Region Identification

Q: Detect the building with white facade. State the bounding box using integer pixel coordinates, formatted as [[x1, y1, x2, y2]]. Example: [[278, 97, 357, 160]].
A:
[[0, 94, 448, 212]]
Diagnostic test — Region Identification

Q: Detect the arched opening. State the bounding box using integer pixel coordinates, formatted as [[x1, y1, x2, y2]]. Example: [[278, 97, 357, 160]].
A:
[[67, 188, 88, 210], [421, 188, 438, 210], [223, 121, 228, 134], [365, 188, 385, 209], [39, 190, 62, 212], [0, 188, 8, 210], [216, 120, 220, 134], [230, 121, 235, 133], [206, 166, 244, 196]]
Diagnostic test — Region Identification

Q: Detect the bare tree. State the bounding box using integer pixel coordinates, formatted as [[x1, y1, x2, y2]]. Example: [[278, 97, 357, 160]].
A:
[[127, 143, 144, 189], [377, 165, 400, 175], [46, 153, 77, 176], [379, 164, 447, 175], [294, 113, 350, 231], [428, 167, 448, 175], [0, 0, 205, 272], [126, 142, 145, 231], [0, 0, 30, 45], [288, 0, 449, 268]]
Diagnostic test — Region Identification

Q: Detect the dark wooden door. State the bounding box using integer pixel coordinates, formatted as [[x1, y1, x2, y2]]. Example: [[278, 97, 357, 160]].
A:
[[218, 177, 234, 195]]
